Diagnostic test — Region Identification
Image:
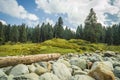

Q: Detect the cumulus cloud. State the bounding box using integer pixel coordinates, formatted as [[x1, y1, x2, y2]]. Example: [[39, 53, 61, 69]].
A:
[[44, 18, 55, 25], [0, 0, 39, 21], [0, 19, 7, 25], [35, 0, 120, 27]]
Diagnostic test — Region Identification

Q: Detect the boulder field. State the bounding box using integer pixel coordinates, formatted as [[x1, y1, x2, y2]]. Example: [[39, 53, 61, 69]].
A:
[[0, 51, 120, 80]]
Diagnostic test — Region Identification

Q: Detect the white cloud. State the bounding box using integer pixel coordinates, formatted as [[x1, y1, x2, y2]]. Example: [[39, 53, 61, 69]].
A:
[[35, 0, 120, 27], [44, 18, 55, 26], [0, 19, 7, 25], [0, 0, 39, 21]]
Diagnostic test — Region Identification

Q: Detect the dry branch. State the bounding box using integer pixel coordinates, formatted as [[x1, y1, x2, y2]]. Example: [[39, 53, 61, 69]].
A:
[[0, 53, 61, 68]]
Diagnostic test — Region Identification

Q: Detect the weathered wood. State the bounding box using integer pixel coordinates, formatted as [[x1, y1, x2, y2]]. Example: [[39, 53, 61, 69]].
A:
[[0, 53, 61, 68]]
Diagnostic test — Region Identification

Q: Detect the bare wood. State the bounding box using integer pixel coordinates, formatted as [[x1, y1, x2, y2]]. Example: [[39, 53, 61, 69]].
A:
[[0, 53, 61, 68]]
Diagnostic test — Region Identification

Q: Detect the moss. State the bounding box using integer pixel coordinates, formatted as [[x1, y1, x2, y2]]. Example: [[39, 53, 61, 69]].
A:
[[0, 38, 120, 56]]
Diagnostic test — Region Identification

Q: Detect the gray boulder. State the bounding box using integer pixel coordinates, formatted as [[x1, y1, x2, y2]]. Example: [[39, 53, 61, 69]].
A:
[[57, 59, 71, 67], [88, 54, 103, 62], [70, 75, 95, 80], [70, 58, 86, 70], [114, 66, 120, 78], [35, 66, 47, 75], [39, 73, 60, 80], [9, 64, 29, 76], [27, 64, 36, 72], [104, 51, 116, 57], [0, 70, 8, 80], [53, 62, 71, 80], [13, 73, 39, 80]]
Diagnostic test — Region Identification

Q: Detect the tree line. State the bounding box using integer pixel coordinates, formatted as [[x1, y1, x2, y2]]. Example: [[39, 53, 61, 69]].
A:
[[0, 8, 120, 45]]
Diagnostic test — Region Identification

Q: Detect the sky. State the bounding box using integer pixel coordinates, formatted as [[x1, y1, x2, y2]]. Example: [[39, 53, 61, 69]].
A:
[[0, 0, 120, 30]]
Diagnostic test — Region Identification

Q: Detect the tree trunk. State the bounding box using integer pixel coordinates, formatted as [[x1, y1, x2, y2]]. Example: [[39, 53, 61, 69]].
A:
[[0, 53, 61, 68]]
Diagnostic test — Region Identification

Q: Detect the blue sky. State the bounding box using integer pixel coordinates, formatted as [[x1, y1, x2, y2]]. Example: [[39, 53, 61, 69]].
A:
[[0, 0, 120, 30]]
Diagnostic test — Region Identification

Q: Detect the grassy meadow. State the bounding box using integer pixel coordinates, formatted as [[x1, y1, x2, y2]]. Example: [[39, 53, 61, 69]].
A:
[[0, 38, 120, 56]]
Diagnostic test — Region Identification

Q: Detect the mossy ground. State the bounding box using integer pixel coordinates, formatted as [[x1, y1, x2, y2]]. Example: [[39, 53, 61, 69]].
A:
[[0, 38, 120, 56]]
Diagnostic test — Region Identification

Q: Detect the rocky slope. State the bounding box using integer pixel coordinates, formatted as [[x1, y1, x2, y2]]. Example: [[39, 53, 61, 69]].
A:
[[0, 51, 120, 80]]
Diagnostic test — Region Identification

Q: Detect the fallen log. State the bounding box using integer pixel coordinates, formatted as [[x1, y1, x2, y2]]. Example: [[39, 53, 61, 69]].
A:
[[0, 53, 61, 68]]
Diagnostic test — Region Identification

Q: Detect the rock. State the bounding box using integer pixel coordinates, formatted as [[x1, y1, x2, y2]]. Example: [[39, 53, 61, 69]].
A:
[[1, 66, 12, 75], [92, 61, 113, 71], [0, 69, 8, 80], [57, 59, 71, 67], [71, 65, 82, 71], [9, 64, 29, 76], [114, 66, 120, 78], [35, 66, 47, 75], [27, 64, 36, 72], [38, 62, 47, 68], [7, 75, 14, 80], [70, 75, 95, 80], [104, 61, 114, 71], [87, 61, 93, 69], [39, 73, 60, 80], [13, 73, 39, 80], [70, 58, 86, 70], [73, 70, 87, 75], [88, 62, 115, 80], [113, 61, 120, 67], [104, 51, 116, 57], [88, 54, 102, 62], [53, 62, 71, 80]]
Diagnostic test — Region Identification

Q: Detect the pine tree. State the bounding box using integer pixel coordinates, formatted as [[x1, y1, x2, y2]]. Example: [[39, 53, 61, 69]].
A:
[[10, 25, 19, 42], [54, 17, 64, 38], [105, 27, 113, 45], [19, 24, 27, 42], [84, 8, 101, 43], [76, 25, 83, 39], [0, 22, 5, 44]]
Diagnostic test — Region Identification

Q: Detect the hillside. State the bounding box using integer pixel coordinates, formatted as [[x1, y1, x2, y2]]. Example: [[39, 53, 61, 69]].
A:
[[0, 38, 120, 56]]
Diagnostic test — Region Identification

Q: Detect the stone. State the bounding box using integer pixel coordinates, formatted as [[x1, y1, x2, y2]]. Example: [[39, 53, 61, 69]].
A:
[[70, 75, 95, 80], [13, 73, 39, 80], [1, 66, 12, 75], [39, 73, 60, 80], [38, 62, 48, 69], [73, 70, 87, 75], [114, 66, 120, 78], [27, 64, 36, 72], [113, 61, 120, 67], [53, 62, 71, 80], [7, 75, 14, 80], [104, 51, 116, 57], [57, 59, 71, 67], [92, 61, 113, 71], [88, 54, 103, 62], [0, 69, 8, 80], [9, 64, 29, 76], [35, 66, 47, 75], [70, 58, 87, 70], [71, 65, 82, 71], [88, 62, 115, 80]]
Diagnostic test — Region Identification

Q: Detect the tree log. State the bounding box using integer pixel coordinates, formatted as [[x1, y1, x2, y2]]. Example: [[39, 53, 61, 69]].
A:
[[0, 53, 61, 68]]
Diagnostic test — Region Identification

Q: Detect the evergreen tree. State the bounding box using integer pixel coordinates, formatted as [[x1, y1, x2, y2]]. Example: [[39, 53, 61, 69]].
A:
[[105, 27, 113, 45], [54, 17, 64, 38], [0, 22, 5, 44], [4, 24, 11, 42], [84, 8, 101, 43], [32, 24, 40, 43], [47, 23, 53, 39], [10, 25, 19, 42], [76, 25, 83, 39], [19, 24, 27, 42]]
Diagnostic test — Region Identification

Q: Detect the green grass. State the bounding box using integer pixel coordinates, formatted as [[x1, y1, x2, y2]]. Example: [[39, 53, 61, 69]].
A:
[[0, 38, 120, 56]]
